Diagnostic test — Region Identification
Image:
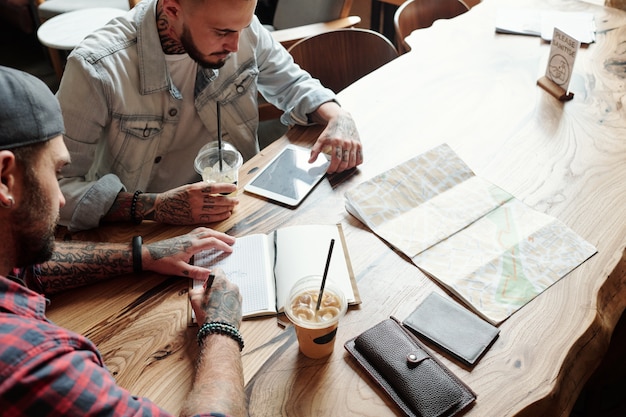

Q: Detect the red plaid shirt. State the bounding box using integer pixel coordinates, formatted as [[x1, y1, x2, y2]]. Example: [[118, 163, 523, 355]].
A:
[[0, 275, 227, 417]]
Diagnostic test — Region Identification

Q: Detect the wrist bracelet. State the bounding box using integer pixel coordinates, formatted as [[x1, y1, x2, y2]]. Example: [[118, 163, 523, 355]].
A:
[[132, 235, 143, 274], [197, 321, 244, 351], [130, 190, 142, 225]]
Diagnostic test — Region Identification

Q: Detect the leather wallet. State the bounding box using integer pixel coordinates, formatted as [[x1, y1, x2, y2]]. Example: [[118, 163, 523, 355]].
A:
[[403, 292, 500, 366], [344, 318, 476, 417]]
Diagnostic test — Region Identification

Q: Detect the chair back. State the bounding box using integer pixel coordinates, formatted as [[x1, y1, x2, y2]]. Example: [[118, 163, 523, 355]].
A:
[[272, 0, 353, 30], [287, 28, 398, 93], [394, 0, 469, 53]]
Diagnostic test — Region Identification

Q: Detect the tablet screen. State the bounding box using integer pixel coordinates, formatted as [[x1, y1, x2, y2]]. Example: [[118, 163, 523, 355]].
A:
[[244, 145, 330, 206]]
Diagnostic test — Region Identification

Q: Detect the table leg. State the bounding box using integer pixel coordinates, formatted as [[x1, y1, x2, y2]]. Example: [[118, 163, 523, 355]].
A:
[[371, 0, 382, 32], [46, 47, 65, 82], [381, 3, 399, 43]]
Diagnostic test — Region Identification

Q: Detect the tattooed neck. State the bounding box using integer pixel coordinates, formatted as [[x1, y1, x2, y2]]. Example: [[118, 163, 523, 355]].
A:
[[156, 0, 186, 55]]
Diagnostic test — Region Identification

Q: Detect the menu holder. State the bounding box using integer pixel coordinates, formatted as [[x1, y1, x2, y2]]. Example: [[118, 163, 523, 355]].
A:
[[537, 76, 574, 101], [538, 27, 580, 102]]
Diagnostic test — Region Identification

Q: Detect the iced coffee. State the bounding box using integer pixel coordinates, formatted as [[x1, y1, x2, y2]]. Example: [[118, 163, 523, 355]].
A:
[[194, 145, 242, 195], [284, 276, 347, 359]]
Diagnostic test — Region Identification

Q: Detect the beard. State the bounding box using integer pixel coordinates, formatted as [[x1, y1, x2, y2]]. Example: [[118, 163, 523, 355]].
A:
[[180, 24, 229, 69], [12, 172, 57, 268]]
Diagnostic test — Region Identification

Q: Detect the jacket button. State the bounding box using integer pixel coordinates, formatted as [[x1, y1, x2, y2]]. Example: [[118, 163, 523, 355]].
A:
[[154, 156, 162, 163], [169, 108, 177, 117]]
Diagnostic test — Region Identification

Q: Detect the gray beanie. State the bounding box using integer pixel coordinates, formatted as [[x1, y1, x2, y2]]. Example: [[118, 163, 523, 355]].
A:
[[0, 66, 64, 150]]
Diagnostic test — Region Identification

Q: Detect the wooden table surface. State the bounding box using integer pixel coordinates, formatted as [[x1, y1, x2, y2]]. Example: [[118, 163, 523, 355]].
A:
[[48, 0, 626, 416]]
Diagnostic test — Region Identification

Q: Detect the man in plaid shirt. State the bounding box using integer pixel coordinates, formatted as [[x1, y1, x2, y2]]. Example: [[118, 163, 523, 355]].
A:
[[0, 65, 246, 416]]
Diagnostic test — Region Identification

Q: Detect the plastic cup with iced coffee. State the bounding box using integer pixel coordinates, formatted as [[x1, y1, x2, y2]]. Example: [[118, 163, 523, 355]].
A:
[[284, 275, 347, 359], [194, 142, 242, 193]]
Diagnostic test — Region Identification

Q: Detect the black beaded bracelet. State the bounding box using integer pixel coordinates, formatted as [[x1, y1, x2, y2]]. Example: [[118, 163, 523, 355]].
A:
[[130, 190, 142, 225], [197, 321, 244, 351], [132, 235, 143, 274]]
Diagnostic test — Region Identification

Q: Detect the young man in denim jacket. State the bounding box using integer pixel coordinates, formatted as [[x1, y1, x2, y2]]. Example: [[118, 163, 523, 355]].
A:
[[57, 0, 363, 231]]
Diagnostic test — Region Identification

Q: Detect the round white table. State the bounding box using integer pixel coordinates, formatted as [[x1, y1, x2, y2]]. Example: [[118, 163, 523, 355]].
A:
[[37, 7, 126, 80]]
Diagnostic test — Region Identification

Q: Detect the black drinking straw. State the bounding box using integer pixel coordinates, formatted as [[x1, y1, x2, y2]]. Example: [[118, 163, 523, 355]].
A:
[[216, 101, 223, 171], [316, 238, 335, 311]]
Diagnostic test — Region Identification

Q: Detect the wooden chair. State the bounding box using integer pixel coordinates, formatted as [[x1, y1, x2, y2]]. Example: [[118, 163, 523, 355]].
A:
[[462, 0, 481, 8], [267, 0, 361, 49], [258, 0, 361, 121], [258, 27, 397, 144], [287, 28, 399, 94], [394, 0, 470, 53]]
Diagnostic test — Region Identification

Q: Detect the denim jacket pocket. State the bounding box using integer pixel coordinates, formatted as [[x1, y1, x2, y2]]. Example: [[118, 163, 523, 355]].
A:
[[219, 64, 260, 124], [110, 117, 165, 185], [220, 63, 260, 102], [120, 118, 164, 139]]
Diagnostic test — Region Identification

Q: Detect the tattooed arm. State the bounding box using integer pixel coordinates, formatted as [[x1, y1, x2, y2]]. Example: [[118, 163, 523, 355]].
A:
[[183, 269, 245, 417], [308, 101, 363, 174], [103, 182, 239, 226], [34, 228, 236, 295]]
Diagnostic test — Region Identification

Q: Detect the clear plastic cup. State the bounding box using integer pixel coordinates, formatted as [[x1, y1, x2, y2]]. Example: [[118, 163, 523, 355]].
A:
[[284, 275, 347, 359], [197, 140, 236, 155], [194, 145, 243, 187]]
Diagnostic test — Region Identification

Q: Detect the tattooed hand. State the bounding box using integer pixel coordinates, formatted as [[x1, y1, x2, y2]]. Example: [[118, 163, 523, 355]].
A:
[[189, 268, 242, 329], [142, 227, 236, 280], [150, 182, 239, 225], [308, 102, 363, 174]]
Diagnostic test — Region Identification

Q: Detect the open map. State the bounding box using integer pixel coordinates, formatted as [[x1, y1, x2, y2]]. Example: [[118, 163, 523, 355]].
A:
[[345, 143, 597, 325]]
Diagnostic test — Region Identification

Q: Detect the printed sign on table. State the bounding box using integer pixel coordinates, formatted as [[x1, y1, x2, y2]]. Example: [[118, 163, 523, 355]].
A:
[[545, 27, 581, 94]]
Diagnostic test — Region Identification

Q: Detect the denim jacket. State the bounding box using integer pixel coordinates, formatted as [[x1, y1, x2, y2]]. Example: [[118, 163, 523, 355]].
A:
[[56, 0, 336, 231]]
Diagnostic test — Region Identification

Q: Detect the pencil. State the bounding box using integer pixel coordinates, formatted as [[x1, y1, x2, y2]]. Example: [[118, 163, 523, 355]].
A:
[[206, 273, 216, 290]]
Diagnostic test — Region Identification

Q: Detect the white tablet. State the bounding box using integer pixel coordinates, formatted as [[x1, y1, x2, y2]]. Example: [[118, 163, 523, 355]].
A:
[[244, 144, 330, 207]]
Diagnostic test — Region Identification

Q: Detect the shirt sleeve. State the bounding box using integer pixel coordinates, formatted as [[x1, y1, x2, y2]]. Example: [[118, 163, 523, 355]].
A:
[[3, 337, 172, 416], [56, 51, 125, 232], [250, 18, 338, 126], [2, 329, 230, 417]]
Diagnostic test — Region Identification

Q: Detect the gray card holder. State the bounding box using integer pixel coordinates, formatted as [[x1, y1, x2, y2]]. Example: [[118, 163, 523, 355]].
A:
[[403, 292, 500, 367], [345, 317, 475, 417]]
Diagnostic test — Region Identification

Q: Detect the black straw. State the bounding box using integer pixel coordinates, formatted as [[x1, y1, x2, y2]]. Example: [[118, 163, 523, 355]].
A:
[[217, 101, 223, 171], [316, 238, 335, 311]]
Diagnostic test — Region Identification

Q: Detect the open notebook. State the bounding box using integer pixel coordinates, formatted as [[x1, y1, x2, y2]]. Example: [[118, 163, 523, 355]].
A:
[[188, 224, 360, 323]]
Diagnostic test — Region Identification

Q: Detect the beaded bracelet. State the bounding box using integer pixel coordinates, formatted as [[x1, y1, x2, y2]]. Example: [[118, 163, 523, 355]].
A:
[[132, 236, 143, 274], [130, 190, 142, 225], [197, 321, 244, 351]]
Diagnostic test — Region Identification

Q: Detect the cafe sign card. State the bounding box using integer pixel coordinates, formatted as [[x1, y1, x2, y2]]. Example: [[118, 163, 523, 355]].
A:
[[538, 27, 580, 101]]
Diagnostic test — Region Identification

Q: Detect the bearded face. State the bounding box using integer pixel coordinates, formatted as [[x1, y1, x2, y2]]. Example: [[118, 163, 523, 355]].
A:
[[12, 162, 57, 268], [180, 22, 229, 69]]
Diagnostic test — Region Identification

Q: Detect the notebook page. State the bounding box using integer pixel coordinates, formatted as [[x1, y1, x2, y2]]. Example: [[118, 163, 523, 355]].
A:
[[193, 233, 276, 318], [274, 224, 355, 312]]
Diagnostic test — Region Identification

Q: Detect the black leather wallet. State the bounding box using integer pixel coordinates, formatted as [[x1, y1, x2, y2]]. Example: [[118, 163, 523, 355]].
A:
[[403, 292, 500, 366], [344, 317, 476, 417]]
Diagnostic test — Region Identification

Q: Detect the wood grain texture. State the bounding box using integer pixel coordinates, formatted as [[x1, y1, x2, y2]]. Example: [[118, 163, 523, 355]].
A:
[[47, 0, 626, 415]]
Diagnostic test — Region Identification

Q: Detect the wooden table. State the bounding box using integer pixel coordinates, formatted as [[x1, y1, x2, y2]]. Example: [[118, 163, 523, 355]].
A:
[[47, 0, 626, 415], [37, 7, 126, 81]]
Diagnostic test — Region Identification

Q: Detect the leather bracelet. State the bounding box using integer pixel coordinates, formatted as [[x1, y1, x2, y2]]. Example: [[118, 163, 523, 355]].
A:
[[130, 190, 142, 225], [132, 236, 143, 274], [197, 321, 244, 351]]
